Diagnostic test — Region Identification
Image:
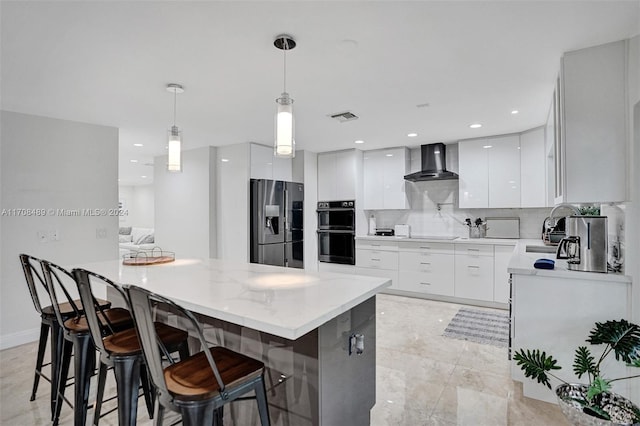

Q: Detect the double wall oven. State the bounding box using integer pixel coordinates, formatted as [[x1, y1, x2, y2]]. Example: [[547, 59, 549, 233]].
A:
[[317, 200, 355, 265]]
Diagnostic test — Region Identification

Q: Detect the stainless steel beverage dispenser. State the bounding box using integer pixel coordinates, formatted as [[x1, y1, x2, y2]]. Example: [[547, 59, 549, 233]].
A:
[[556, 216, 608, 273]]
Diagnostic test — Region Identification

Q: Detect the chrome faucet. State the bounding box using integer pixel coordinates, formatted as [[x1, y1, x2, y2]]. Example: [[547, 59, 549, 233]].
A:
[[548, 203, 581, 227]]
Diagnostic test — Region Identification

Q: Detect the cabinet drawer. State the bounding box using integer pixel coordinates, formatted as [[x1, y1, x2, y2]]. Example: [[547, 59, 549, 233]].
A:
[[356, 240, 399, 251], [398, 268, 454, 296], [454, 255, 494, 301], [454, 244, 493, 257], [356, 249, 398, 269], [399, 251, 454, 271], [353, 267, 398, 289], [397, 241, 454, 255]]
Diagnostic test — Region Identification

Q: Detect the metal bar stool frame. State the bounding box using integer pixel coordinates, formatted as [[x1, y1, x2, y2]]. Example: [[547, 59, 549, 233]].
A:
[[124, 285, 271, 426], [73, 268, 190, 426]]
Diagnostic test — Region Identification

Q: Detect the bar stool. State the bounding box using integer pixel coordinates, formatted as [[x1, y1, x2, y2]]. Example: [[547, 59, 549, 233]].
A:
[[19, 253, 112, 418], [40, 260, 133, 426], [125, 285, 271, 426], [73, 268, 190, 426]]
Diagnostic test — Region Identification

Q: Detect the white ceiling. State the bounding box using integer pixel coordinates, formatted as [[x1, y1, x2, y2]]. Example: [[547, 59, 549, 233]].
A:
[[2, 1, 639, 186]]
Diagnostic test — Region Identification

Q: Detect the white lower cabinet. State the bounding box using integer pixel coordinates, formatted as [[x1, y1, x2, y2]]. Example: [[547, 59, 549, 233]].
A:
[[355, 240, 399, 288], [454, 244, 494, 302], [397, 242, 454, 296]]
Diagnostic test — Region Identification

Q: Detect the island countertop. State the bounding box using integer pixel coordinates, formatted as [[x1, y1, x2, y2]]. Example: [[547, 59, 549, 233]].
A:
[[72, 258, 391, 340]]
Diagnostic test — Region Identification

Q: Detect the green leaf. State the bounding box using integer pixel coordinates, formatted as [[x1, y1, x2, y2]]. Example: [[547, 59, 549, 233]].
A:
[[587, 319, 640, 364], [582, 403, 611, 421], [573, 346, 597, 379], [586, 377, 611, 401], [513, 348, 561, 389]]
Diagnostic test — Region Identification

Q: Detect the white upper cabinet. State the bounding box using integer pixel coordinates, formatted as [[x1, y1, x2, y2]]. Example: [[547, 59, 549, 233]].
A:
[[458, 138, 489, 208], [250, 143, 292, 181], [488, 134, 521, 208], [520, 127, 546, 208], [363, 147, 410, 210], [559, 40, 627, 203], [317, 150, 359, 201]]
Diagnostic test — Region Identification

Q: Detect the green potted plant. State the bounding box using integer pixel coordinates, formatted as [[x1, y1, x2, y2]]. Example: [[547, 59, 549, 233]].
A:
[[513, 319, 640, 425]]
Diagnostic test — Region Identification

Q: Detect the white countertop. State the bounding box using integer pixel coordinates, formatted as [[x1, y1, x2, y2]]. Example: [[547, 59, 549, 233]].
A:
[[355, 235, 518, 245], [507, 239, 631, 283], [72, 258, 391, 340]]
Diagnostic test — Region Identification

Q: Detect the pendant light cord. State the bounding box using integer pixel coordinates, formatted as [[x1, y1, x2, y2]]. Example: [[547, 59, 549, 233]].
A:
[[173, 89, 177, 127], [282, 39, 287, 93]]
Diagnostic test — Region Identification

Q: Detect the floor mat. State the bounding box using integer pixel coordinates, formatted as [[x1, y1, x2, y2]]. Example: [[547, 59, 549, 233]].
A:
[[443, 307, 509, 347]]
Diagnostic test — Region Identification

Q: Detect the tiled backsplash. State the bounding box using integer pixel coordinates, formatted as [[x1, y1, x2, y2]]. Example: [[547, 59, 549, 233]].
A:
[[367, 179, 550, 239]]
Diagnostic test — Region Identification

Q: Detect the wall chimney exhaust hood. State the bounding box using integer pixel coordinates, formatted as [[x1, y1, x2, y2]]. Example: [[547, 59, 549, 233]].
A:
[[404, 143, 458, 182]]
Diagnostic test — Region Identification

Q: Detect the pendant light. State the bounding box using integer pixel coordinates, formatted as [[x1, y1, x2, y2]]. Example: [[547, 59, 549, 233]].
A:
[[166, 83, 184, 172], [274, 35, 296, 158]]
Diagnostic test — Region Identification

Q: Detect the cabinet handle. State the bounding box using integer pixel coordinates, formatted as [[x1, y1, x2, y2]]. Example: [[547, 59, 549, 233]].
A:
[[420, 246, 431, 250], [371, 258, 381, 261], [467, 265, 480, 269], [371, 244, 381, 247], [467, 248, 480, 252], [420, 262, 431, 265], [419, 282, 431, 286]]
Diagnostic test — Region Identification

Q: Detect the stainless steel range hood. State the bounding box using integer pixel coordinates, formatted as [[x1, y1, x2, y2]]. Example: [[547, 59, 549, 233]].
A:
[[404, 143, 458, 182]]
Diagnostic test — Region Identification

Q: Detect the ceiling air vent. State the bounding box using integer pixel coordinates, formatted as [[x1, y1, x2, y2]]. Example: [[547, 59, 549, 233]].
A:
[[329, 111, 359, 123]]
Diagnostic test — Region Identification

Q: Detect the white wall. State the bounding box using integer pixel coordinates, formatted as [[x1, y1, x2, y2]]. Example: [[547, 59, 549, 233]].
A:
[[118, 184, 154, 228], [295, 151, 318, 271], [154, 146, 216, 259], [216, 143, 250, 261], [0, 111, 119, 349]]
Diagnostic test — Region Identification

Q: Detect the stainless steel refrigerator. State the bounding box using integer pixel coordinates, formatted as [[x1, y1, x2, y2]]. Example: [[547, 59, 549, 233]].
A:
[[250, 179, 304, 268]]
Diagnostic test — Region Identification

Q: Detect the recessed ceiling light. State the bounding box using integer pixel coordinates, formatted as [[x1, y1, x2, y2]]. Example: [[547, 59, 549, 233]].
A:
[[469, 123, 482, 129], [511, 110, 519, 115], [221, 158, 229, 162], [133, 143, 143, 147], [386, 154, 393, 157], [354, 140, 364, 144], [130, 159, 138, 163], [407, 132, 418, 138], [141, 175, 147, 178], [483, 145, 493, 149]]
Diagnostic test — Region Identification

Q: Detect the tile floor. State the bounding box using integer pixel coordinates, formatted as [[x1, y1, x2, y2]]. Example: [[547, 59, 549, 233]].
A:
[[0, 294, 568, 425]]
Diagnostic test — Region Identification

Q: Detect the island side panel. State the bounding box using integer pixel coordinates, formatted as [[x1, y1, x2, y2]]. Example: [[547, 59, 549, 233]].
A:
[[318, 296, 376, 426]]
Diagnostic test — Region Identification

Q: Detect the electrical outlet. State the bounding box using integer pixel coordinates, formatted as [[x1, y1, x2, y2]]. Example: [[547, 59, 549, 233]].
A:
[[37, 230, 48, 243], [96, 228, 107, 239], [50, 229, 60, 241]]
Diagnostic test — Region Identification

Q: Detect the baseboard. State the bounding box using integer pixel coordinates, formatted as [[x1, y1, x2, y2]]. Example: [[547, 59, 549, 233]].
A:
[[0, 327, 40, 350]]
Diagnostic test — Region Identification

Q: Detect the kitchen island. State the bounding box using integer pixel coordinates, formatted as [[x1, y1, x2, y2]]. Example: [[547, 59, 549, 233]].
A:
[[74, 258, 391, 426]]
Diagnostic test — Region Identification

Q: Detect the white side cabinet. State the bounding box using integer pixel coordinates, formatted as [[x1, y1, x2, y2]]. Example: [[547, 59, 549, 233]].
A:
[[355, 240, 399, 289], [454, 244, 494, 301], [558, 40, 627, 203], [250, 143, 292, 181], [363, 147, 410, 210], [519, 127, 546, 207], [317, 150, 360, 201], [397, 241, 455, 296]]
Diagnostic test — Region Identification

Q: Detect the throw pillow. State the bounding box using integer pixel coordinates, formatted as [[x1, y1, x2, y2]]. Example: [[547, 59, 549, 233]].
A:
[[137, 234, 154, 245], [119, 226, 132, 235], [119, 235, 132, 243]]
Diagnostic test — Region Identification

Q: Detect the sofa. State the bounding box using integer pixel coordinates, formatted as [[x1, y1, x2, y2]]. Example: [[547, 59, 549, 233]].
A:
[[119, 226, 155, 256]]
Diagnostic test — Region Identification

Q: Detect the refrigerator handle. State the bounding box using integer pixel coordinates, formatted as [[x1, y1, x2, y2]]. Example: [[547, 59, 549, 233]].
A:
[[284, 188, 290, 231]]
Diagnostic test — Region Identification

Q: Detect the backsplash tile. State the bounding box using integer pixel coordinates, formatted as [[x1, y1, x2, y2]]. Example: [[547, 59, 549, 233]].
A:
[[366, 179, 550, 239]]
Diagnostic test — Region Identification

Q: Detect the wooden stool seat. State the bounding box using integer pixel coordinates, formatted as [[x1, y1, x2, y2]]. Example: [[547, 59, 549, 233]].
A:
[[164, 346, 265, 402], [103, 322, 188, 357], [63, 307, 132, 333], [42, 298, 110, 317]]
